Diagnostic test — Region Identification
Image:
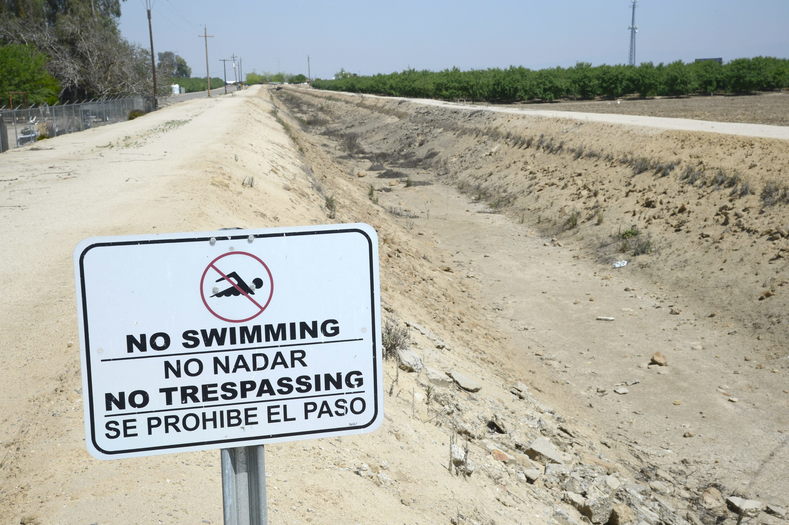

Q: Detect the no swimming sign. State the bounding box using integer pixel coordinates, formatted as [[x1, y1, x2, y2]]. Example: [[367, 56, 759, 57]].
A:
[[74, 224, 382, 459]]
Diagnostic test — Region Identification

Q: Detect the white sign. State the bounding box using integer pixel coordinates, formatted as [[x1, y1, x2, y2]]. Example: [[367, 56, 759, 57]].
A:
[[74, 224, 382, 459]]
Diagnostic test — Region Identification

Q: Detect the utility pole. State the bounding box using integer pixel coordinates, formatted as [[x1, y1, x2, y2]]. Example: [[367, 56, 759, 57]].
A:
[[239, 58, 243, 85], [199, 26, 214, 96], [219, 58, 230, 94], [628, 0, 638, 66], [146, 0, 157, 108], [230, 53, 238, 84], [307, 55, 311, 82]]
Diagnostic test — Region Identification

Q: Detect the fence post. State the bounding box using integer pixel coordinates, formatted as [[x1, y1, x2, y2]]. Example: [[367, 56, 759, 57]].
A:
[[11, 108, 18, 147], [0, 113, 8, 153]]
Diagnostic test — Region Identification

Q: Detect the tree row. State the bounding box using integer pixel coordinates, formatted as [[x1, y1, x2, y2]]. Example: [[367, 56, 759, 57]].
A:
[[312, 58, 789, 102]]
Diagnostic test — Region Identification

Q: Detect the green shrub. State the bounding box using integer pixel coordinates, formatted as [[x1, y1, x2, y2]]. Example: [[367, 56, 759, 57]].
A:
[[0, 44, 60, 105], [312, 57, 789, 103]]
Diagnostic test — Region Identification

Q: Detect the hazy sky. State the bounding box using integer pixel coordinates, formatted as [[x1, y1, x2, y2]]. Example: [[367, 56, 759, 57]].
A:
[[118, 0, 789, 80]]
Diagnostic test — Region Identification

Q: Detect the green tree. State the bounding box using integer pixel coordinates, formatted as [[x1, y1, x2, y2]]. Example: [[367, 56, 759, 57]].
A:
[[1, 0, 149, 101], [660, 60, 694, 96], [334, 68, 356, 80], [632, 62, 659, 97], [689, 60, 723, 95], [177, 76, 224, 93], [597, 65, 632, 98], [157, 51, 190, 79], [569, 62, 599, 99], [0, 43, 59, 105], [245, 72, 266, 85]]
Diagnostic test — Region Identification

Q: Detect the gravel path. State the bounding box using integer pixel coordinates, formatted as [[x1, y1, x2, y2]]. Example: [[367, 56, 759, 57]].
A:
[[392, 96, 789, 140]]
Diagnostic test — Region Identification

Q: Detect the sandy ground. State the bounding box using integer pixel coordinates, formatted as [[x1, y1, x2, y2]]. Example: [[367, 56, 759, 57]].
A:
[[1, 85, 787, 525]]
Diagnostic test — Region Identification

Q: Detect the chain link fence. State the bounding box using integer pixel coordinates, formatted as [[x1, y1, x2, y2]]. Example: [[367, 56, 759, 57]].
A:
[[0, 95, 153, 153]]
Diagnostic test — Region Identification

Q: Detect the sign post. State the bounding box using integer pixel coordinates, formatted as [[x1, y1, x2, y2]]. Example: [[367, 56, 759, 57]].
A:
[[222, 446, 267, 524], [74, 224, 382, 522]]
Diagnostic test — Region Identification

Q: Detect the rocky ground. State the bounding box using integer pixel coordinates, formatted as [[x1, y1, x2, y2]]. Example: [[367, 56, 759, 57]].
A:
[[270, 86, 788, 524], [0, 85, 786, 525]]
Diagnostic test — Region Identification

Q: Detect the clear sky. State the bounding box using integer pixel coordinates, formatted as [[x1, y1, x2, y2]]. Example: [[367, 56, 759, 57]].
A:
[[118, 0, 789, 80]]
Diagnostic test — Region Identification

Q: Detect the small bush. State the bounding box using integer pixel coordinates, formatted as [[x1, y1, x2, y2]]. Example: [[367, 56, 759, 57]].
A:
[[341, 133, 363, 155], [731, 181, 752, 198], [630, 236, 653, 255], [760, 181, 788, 206], [563, 209, 580, 230], [382, 318, 409, 361], [656, 161, 677, 177], [387, 206, 419, 218], [631, 157, 652, 175], [619, 226, 640, 239], [128, 109, 145, 120], [325, 195, 337, 218], [614, 225, 653, 256], [680, 166, 703, 186]]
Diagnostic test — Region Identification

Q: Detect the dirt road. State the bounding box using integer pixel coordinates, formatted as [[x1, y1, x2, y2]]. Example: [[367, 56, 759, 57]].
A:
[[364, 94, 789, 140]]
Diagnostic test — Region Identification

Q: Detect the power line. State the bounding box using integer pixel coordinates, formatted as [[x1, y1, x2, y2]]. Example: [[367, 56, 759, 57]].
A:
[[160, 0, 196, 30]]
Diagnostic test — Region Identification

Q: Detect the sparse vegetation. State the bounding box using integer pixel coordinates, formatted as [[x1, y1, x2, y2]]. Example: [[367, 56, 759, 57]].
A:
[[619, 226, 641, 239], [680, 166, 704, 186], [655, 161, 678, 177], [615, 225, 653, 256], [630, 236, 653, 256], [382, 318, 409, 361], [341, 133, 363, 155], [387, 206, 420, 219], [631, 156, 653, 175], [760, 180, 789, 206], [325, 195, 337, 218], [563, 209, 581, 231]]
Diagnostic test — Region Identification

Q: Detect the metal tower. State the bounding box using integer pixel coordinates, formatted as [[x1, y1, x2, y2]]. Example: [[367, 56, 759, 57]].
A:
[[628, 0, 638, 66]]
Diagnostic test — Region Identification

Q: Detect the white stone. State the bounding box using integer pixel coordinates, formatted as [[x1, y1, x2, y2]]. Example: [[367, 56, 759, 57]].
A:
[[397, 348, 423, 373], [447, 370, 482, 392], [424, 367, 452, 387], [726, 496, 762, 517], [526, 436, 567, 464]]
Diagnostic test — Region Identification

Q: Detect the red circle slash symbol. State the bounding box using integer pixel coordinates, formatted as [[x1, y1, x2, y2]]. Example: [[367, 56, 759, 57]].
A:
[[200, 251, 274, 323]]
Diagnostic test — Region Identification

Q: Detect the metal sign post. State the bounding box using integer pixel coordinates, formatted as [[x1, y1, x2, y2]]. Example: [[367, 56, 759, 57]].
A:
[[222, 446, 267, 525]]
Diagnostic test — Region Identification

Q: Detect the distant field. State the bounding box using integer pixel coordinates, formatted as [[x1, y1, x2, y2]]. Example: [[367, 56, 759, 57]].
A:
[[515, 92, 789, 126]]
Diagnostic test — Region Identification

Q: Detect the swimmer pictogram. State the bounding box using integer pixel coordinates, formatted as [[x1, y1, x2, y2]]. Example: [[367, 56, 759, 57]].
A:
[[211, 272, 265, 298], [200, 252, 274, 323]]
